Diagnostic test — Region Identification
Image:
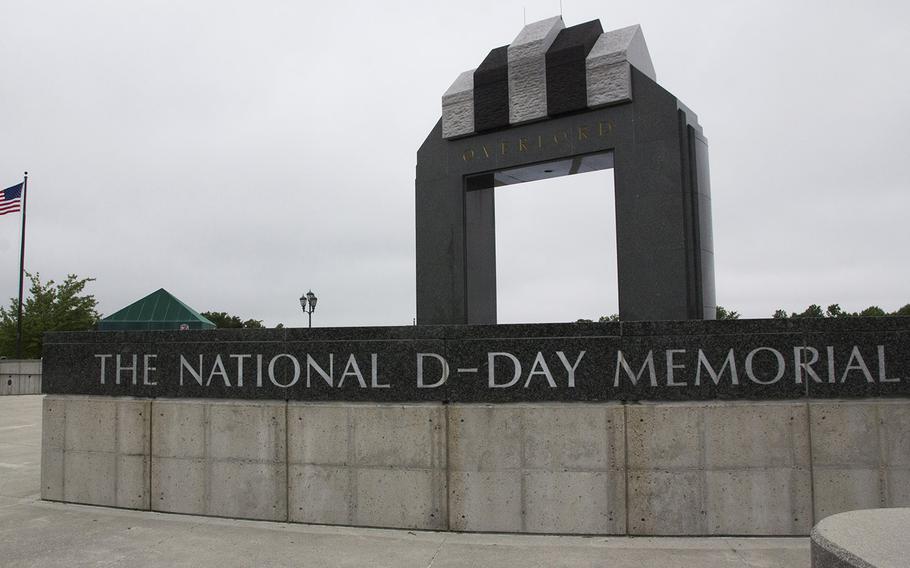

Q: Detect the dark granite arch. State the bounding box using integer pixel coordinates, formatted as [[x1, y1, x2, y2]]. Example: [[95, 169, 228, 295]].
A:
[[416, 26, 715, 325]]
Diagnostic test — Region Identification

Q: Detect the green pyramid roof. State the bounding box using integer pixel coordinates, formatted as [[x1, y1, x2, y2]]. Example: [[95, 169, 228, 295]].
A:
[[98, 289, 215, 331]]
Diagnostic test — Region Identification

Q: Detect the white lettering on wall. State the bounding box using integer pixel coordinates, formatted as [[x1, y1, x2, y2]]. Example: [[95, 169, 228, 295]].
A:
[[614, 350, 656, 387], [524, 352, 556, 388], [116, 354, 138, 385], [666, 349, 687, 386], [416, 353, 449, 388], [745, 347, 785, 385], [230, 354, 251, 387], [95, 354, 112, 384], [338, 355, 366, 388], [841, 346, 874, 383], [695, 349, 738, 386], [794, 347, 821, 383], [207, 355, 231, 387], [878, 345, 899, 382], [268, 354, 301, 388], [370, 354, 388, 388], [143, 354, 157, 386], [556, 351, 585, 388], [180, 355, 204, 386], [489, 352, 521, 388], [306, 354, 334, 387]]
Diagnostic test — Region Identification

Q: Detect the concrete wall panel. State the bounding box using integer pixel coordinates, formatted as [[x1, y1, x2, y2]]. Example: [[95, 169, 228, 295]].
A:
[[42, 395, 910, 536], [627, 401, 811, 535], [40, 447, 64, 501], [287, 403, 447, 530], [0, 359, 41, 395], [42, 396, 150, 509], [150, 399, 287, 522], [524, 470, 618, 534], [287, 404, 349, 466], [448, 404, 625, 535], [353, 405, 445, 469], [448, 405, 521, 471], [151, 457, 206, 515], [810, 400, 910, 522], [289, 464, 352, 525], [208, 461, 287, 521], [448, 471, 521, 532], [355, 468, 446, 530], [64, 451, 117, 506], [705, 468, 811, 535], [151, 400, 206, 459]]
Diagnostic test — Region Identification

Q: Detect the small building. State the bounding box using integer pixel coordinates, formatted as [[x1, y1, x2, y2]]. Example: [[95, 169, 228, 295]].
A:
[[98, 288, 215, 331]]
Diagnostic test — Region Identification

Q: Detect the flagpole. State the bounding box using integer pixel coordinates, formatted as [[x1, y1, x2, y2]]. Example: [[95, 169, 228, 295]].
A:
[[16, 171, 28, 359]]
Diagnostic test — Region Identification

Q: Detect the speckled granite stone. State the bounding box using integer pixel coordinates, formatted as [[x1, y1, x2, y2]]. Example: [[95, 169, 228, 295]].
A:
[[507, 16, 564, 124], [442, 69, 475, 139], [586, 25, 656, 108], [42, 318, 910, 402]]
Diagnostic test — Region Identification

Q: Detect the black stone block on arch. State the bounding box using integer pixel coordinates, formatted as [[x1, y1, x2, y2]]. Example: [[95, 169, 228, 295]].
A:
[[473, 45, 510, 132], [546, 19, 603, 116]]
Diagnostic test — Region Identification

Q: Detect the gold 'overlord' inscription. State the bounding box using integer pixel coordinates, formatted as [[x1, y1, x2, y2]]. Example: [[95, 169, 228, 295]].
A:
[[461, 120, 615, 162]]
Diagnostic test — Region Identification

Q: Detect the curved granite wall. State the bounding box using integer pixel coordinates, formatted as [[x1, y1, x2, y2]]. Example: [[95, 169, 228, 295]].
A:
[[811, 508, 910, 567]]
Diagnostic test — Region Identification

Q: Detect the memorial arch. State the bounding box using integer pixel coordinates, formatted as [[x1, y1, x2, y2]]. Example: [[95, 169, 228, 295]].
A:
[[415, 17, 715, 324]]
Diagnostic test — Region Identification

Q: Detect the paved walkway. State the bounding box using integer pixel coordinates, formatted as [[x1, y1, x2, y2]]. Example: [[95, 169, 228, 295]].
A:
[[0, 395, 809, 567]]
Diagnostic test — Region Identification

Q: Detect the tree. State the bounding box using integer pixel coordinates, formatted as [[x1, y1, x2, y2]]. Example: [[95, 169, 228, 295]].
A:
[[859, 306, 886, 317], [200, 311, 264, 329], [825, 304, 848, 318], [792, 304, 825, 318], [715, 306, 740, 320], [0, 273, 100, 358], [772, 303, 909, 319], [576, 314, 619, 324]]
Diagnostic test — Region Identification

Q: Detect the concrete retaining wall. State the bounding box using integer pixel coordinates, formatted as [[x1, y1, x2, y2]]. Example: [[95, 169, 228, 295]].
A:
[[0, 360, 41, 395], [41, 396, 910, 535]]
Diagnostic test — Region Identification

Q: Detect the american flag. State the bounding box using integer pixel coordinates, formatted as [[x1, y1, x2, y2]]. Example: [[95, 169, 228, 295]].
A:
[[0, 183, 22, 216]]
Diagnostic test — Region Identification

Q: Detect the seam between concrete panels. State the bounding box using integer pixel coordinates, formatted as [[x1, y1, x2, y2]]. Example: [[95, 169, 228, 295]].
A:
[[444, 402, 451, 531], [203, 403, 211, 515], [604, 405, 618, 535], [347, 405, 357, 524], [622, 403, 630, 536], [284, 400, 290, 523], [519, 406, 527, 533], [62, 398, 68, 500], [876, 402, 886, 507], [786, 403, 799, 533], [806, 400, 817, 526], [697, 405, 708, 533], [114, 401, 120, 507], [147, 400, 153, 511]]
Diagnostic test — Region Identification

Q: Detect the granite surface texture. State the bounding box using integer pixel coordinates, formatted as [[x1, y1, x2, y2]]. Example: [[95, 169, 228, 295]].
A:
[[473, 45, 509, 132], [442, 19, 657, 139], [507, 15, 564, 124], [811, 508, 910, 568], [43, 318, 910, 402], [546, 19, 604, 116], [442, 69, 475, 139]]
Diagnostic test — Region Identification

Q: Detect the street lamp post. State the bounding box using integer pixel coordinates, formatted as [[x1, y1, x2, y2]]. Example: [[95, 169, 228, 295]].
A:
[[299, 290, 317, 328]]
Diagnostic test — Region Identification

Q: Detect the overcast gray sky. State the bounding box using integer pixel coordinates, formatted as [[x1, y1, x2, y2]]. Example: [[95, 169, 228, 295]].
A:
[[1, 0, 908, 327]]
